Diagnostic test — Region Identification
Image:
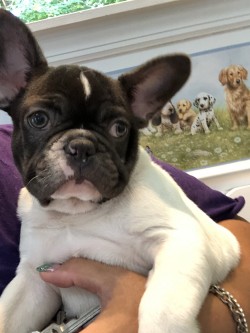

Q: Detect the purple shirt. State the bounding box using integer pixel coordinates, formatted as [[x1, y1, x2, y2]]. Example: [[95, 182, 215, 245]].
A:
[[0, 125, 23, 292], [152, 156, 245, 223], [0, 125, 245, 294]]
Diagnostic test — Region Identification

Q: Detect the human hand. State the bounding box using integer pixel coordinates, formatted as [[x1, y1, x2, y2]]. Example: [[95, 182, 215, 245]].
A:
[[39, 219, 250, 333], [39, 258, 145, 333]]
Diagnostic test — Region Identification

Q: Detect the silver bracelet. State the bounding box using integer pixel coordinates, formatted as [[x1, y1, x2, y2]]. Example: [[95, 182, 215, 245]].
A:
[[209, 284, 248, 333]]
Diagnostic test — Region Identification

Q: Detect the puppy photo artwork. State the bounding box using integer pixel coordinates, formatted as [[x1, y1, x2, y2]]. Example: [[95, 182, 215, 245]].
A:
[[138, 44, 250, 170], [0, 9, 241, 333]]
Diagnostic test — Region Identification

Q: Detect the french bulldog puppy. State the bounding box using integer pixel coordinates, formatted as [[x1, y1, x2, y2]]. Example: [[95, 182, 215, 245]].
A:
[[0, 9, 240, 333]]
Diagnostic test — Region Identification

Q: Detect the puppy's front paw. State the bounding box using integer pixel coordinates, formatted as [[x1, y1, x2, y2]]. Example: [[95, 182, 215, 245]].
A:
[[139, 315, 200, 333], [149, 127, 157, 133], [0, 303, 5, 333], [174, 129, 183, 134], [140, 128, 153, 136], [231, 125, 238, 130], [139, 300, 200, 333]]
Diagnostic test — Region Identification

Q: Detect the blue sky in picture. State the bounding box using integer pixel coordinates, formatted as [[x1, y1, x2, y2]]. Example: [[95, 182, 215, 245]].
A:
[[109, 42, 250, 109], [174, 42, 250, 107], [2, 42, 250, 125]]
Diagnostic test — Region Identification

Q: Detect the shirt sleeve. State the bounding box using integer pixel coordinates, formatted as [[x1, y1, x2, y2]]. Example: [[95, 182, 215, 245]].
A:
[[0, 125, 23, 294]]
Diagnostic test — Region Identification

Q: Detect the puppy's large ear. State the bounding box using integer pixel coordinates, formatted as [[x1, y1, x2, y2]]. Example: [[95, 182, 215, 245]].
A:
[[187, 100, 192, 109], [118, 55, 190, 127], [151, 111, 162, 127], [239, 65, 248, 80], [0, 9, 47, 111], [218, 68, 228, 85], [169, 101, 179, 124], [193, 98, 199, 108], [208, 95, 216, 106]]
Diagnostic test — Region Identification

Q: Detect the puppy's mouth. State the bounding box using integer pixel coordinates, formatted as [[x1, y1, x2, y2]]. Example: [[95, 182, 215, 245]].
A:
[[51, 178, 102, 203], [25, 130, 133, 207], [199, 105, 207, 110]]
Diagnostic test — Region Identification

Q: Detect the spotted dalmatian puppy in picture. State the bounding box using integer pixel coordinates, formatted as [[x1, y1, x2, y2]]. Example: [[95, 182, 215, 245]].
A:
[[191, 92, 223, 135]]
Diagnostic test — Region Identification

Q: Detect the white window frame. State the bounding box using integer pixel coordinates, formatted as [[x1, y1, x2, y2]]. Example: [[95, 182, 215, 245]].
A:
[[3, 0, 250, 192]]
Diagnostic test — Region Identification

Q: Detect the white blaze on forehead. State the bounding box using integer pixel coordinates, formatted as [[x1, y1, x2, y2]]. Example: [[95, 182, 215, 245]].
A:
[[80, 72, 91, 99]]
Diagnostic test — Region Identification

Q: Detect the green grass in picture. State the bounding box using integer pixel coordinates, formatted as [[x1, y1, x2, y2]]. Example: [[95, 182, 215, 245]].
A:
[[139, 109, 250, 170]]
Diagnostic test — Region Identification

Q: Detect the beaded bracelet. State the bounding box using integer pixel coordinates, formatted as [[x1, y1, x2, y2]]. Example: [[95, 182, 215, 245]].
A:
[[209, 285, 248, 333]]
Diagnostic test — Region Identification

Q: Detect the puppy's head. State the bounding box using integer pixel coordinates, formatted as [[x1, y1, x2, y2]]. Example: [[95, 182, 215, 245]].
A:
[[193, 93, 215, 110], [151, 101, 178, 127], [177, 99, 192, 114], [161, 101, 179, 124], [219, 65, 248, 89], [0, 10, 190, 212]]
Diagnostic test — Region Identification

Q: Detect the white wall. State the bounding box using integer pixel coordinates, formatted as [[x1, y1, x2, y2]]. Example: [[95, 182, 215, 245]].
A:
[[1, 0, 250, 193]]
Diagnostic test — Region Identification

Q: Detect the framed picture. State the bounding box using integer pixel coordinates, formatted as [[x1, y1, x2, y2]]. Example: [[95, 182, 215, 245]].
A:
[[137, 42, 250, 171], [108, 42, 250, 172], [0, 0, 249, 192]]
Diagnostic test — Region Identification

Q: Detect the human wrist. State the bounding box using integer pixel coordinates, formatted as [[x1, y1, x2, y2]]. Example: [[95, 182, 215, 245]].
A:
[[199, 219, 250, 333]]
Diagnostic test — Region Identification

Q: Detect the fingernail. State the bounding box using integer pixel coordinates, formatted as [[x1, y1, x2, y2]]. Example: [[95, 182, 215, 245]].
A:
[[36, 263, 61, 272]]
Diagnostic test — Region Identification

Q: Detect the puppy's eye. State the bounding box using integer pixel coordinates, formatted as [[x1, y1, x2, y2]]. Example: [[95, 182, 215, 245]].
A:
[[109, 120, 128, 138], [204, 97, 207, 100], [28, 111, 50, 129]]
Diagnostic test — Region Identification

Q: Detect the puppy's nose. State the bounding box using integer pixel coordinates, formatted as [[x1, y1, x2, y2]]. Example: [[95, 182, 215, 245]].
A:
[[64, 139, 96, 163], [236, 79, 241, 84]]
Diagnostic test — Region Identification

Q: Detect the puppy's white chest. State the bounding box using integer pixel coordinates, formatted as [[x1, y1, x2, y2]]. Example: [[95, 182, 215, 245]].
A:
[[4, 150, 240, 333], [18, 185, 160, 274]]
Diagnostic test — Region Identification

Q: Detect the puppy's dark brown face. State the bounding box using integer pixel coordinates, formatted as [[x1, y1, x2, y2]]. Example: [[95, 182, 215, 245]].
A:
[[11, 66, 139, 205], [0, 9, 191, 208]]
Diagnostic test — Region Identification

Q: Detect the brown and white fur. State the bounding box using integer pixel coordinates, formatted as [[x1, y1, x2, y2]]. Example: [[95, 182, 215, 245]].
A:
[[140, 119, 157, 136], [0, 9, 240, 333], [219, 64, 250, 130], [153, 101, 182, 136]]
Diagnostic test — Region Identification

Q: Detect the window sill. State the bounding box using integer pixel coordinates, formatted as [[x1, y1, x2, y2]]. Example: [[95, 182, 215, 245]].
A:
[[29, 0, 179, 32]]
